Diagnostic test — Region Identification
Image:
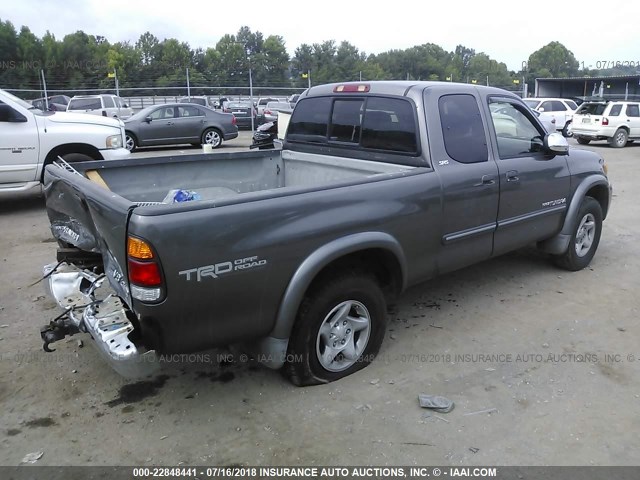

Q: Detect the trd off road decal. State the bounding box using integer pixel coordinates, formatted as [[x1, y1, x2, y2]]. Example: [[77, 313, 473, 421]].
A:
[[542, 197, 566, 208], [179, 256, 268, 282]]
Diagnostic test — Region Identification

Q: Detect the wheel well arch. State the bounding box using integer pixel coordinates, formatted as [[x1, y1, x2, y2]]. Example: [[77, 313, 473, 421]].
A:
[[307, 248, 403, 301], [586, 184, 610, 219], [270, 234, 407, 340], [42, 144, 102, 181], [202, 126, 222, 136]]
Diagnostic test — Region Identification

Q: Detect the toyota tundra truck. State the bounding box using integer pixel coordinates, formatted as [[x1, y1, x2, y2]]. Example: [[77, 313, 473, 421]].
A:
[[39, 81, 611, 385], [0, 88, 129, 194]]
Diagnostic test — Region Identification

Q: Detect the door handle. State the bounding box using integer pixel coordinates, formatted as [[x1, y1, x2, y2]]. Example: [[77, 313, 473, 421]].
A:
[[474, 175, 496, 186], [506, 170, 519, 182]]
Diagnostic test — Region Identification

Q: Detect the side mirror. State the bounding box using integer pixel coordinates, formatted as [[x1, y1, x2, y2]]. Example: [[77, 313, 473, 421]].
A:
[[0, 104, 27, 122], [145, 116, 152, 123], [537, 107, 545, 112], [123, 103, 129, 108], [544, 132, 569, 154]]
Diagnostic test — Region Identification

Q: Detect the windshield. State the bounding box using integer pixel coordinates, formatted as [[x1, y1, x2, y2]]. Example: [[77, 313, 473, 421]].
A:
[[2, 90, 40, 111]]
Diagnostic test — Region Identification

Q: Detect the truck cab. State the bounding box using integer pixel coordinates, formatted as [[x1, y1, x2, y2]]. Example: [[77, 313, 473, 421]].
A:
[[0, 89, 130, 194]]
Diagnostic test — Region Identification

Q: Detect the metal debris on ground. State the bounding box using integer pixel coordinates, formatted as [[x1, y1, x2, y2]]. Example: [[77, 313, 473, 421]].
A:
[[21, 451, 44, 464], [463, 407, 498, 416], [418, 394, 454, 413]]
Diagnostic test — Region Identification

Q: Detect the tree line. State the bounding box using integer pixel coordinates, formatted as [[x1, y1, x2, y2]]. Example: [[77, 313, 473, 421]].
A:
[[0, 19, 635, 97]]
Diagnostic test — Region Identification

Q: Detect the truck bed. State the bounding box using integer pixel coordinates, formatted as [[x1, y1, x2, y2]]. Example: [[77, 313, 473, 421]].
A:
[[70, 149, 415, 204]]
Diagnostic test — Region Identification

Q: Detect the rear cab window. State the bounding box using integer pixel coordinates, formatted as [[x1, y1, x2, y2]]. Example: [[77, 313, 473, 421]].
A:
[[288, 95, 418, 155]]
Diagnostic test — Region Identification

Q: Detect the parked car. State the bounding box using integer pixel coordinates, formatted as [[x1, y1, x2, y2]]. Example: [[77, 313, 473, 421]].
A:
[[532, 109, 556, 133], [123, 103, 237, 151], [523, 97, 578, 137], [67, 94, 134, 119], [263, 101, 294, 123], [0, 88, 129, 194], [32, 95, 70, 112], [572, 100, 640, 148], [178, 96, 216, 109], [255, 97, 279, 117], [41, 81, 610, 385], [225, 101, 258, 129]]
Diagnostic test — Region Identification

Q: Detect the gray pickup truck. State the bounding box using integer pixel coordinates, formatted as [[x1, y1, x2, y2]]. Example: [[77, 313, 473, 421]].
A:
[[41, 81, 612, 386]]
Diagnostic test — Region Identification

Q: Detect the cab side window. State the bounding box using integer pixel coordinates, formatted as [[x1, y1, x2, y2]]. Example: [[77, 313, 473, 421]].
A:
[[626, 104, 640, 117], [438, 94, 488, 163], [102, 96, 115, 108], [489, 99, 545, 158], [150, 107, 175, 120], [609, 105, 622, 116]]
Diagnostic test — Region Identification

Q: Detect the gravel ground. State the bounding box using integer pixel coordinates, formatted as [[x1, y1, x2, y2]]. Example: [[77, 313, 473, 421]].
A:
[[0, 138, 638, 467]]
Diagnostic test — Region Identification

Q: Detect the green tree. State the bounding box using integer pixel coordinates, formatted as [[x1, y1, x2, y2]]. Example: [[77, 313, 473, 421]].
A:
[[527, 41, 579, 79]]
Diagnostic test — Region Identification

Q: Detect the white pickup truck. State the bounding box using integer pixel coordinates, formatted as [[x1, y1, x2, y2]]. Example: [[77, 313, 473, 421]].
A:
[[0, 89, 130, 194]]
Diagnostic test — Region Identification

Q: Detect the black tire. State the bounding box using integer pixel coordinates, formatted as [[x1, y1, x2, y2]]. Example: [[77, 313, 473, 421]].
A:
[[608, 128, 628, 148], [554, 197, 603, 271], [202, 128, 223, 148], [125, 132, 137, 152], [61, 153, 94, 162], [562, 121, 573, 138], [284, 272, 387, 386], [576, 137, 591, 145]]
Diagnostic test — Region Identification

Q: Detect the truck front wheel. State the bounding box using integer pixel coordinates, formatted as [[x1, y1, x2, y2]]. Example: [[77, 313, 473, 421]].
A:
[[284, 273, 387, 386], [554, 196, 602, 271]]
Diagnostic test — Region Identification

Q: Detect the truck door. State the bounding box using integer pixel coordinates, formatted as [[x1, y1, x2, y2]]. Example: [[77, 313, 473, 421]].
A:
[[426, 91, 500, 273], [0, 100, 39, 185], [487, 97, 571, 256]]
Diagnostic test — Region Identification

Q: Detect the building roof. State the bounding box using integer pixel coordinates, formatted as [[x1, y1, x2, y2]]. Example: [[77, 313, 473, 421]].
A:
[[536, 75, 640, 82]]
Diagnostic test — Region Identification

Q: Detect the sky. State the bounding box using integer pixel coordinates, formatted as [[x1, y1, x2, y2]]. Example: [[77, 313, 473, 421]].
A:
[[3, 0, 640, 72]]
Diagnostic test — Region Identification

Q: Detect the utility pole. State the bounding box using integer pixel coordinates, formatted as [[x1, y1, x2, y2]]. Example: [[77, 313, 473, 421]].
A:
[[114, 69, 120, 97], [186, 67, 191, 99], [308, 69, 311, 89], [40, 70, 49, 110], [249, 66, 254, 132]]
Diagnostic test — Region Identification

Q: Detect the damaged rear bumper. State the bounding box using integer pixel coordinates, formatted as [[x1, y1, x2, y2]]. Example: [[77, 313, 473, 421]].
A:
[[42, 262, 158, 378]]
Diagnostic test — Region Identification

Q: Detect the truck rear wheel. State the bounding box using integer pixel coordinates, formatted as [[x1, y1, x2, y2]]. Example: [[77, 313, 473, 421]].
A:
[[576, 137, 591, 145], [554, 196, 602, 271], [284, 272, 387, 386], [61, 153, 94, 162]]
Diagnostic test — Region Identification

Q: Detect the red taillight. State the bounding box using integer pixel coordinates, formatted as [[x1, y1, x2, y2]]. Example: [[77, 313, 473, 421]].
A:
[[264, 109, 271, 115], [231, 115, 237, 125], [128, 259, 162, 286], [127, 236, 162, 287], [333, 84, 370, 93], [602, 117, 609, 125]]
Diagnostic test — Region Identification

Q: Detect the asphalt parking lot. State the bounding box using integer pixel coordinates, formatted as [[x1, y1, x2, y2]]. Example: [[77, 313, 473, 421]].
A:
[[0, 139, 638, 466]]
